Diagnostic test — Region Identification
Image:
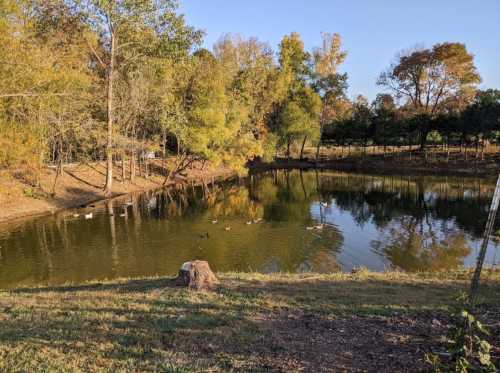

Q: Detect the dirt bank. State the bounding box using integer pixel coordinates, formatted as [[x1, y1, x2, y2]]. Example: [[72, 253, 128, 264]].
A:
[[249, 155, 500, 178], [0, 161, 235, 224]]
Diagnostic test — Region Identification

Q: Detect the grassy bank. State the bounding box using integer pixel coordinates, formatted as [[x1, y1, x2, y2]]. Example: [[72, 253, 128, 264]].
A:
[[1, 270, 499, 372]]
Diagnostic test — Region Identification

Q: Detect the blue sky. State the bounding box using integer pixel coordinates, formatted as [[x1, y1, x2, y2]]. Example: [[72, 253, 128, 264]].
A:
[[179, 0, 500, 101]]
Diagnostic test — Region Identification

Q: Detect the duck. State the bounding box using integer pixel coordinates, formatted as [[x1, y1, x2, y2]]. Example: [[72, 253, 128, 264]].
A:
[[246, 221, 252, 225], [72, 213, 79, 218], [224, 226, 231, 231], [119, 213, 126, 217], [320, 202, 328, 207], [212, 219, 218, 224], [306, 226, 314, 231], [253, 218, 263, 224], [84, 213, 93, 219], [314, 224, 324, 230]]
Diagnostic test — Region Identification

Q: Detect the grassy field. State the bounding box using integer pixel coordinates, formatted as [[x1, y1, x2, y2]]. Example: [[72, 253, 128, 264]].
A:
[[0, 270, 499, 372]]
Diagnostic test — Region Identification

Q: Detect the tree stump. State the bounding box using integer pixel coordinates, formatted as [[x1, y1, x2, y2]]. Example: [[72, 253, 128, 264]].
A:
[[175, 261, 219, 290]]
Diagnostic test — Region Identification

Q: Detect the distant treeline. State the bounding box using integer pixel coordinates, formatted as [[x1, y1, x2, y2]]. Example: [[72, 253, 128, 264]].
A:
[[322, 89, 500, 154], [1, 0, 498, 194]]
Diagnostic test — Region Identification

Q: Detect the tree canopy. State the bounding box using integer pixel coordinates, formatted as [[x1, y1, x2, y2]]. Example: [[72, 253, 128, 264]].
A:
[[0, 1, 498, 188]]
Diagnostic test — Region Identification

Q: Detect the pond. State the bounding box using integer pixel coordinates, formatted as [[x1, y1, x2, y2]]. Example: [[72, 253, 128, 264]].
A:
[[0, 170, 499, 289]]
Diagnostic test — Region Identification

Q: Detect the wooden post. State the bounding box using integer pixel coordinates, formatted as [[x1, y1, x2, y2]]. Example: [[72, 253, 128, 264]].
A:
[[469, 174, 500, 307]]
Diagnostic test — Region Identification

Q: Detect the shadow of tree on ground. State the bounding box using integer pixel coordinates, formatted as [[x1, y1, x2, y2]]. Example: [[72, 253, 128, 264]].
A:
[[2, 275, 499, 371]]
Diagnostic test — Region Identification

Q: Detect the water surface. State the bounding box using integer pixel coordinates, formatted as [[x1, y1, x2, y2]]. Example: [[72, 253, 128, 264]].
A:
[[0, 170, 498, 289]]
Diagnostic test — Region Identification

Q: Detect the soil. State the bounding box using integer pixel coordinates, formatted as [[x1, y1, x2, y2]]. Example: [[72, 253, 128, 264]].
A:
[[0, 160, 235, 224]]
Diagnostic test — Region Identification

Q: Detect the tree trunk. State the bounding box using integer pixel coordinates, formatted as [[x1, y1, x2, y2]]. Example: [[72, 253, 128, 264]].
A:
[[286, 140, 291, 161], [162, 129, 167, 176], [130, 153, 136, 182], [300, 136, 307, 160], [121, 151, 126, 182], [419, 128, 428, 151], [104, 30, 115, 196], [51, 142, 63, 196], [446, 137, 450, 163], [315, 107, 326, 161], [130, 126, 136, 182]]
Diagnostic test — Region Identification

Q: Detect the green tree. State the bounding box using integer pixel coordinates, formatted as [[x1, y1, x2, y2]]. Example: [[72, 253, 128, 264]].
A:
[[272, 33, 321, 160], [69, 0, 201, 194]]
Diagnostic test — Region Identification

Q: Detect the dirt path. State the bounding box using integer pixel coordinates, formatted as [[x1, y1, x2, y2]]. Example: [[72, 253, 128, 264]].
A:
[[0, 161, 235, 224]]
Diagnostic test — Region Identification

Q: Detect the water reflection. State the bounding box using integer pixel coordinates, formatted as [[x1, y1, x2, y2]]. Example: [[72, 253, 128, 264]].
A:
[[0, 171, 498, 288]]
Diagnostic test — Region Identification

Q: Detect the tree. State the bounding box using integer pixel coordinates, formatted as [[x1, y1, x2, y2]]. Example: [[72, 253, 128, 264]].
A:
[[372, 94, 397, 153], [378, 42, 481, 149], [69, 0, 201, 195], [0, 0, 93, 187], [278, 87, 322, 159], [461, 89, 500, 159], [271, 33, 322, 159], [351, 95, 372, 153], [311, 32, 348, 159], [214, 34, 286, 159]]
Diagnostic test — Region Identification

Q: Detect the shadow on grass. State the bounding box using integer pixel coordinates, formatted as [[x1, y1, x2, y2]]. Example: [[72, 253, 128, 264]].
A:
[[2, 276, 499, 371]]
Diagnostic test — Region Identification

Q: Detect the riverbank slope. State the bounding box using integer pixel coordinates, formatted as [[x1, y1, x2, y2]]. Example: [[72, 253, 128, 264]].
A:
[[0, 161, 234, 224], [1, 270, 498, 372], [1, 150, 498, 224]]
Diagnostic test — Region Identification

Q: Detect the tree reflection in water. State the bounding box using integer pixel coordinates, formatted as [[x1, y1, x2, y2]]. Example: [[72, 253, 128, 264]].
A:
[[0, 170, 497, 288], [371, 216, 471, 272]]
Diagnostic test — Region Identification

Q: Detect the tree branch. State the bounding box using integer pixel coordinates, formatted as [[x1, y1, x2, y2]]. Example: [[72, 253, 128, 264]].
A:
[[0, 93, 71, 99]]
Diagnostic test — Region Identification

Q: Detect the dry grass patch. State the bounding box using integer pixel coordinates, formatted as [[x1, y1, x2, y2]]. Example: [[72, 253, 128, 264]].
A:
[[0, 270, 498, 372]]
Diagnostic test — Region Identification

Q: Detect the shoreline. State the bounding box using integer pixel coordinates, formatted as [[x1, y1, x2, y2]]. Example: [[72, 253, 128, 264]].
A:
[[1, 270, 498, 371], [1, 156, 498, 225], [249, 158, 500, 178], [0, 162, 236, 225]]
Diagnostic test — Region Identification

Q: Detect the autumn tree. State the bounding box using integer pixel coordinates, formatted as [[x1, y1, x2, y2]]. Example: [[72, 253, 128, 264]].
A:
[[214, 34, 286, 160], [68, 0, 201, 194], [0, 0, 93, 187], [311, 32, 348, 159], [378, 42, 481, 149]]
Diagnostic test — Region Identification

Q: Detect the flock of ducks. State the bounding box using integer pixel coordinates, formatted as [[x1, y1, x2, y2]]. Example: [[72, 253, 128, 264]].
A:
[[211, 217, 264, 232], [71, 200, 135, 220], [73, 212, 93, 219], [71, 201, 330, 232]]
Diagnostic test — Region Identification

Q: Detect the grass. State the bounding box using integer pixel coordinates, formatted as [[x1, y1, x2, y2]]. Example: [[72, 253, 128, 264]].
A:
[[0, 270, 499, 372]]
